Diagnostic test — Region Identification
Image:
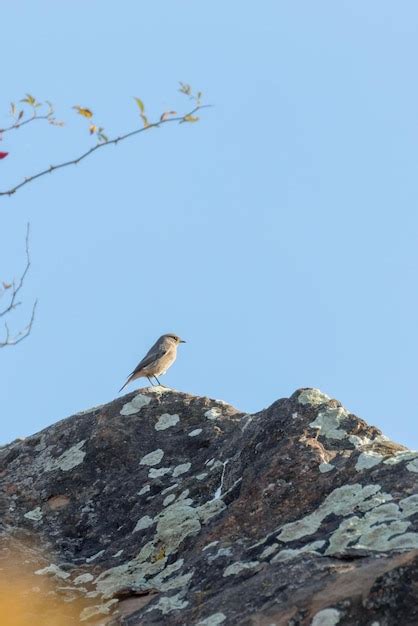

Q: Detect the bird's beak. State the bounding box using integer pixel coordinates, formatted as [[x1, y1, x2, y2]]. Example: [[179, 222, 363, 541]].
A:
[[179, 339, 186, 343]]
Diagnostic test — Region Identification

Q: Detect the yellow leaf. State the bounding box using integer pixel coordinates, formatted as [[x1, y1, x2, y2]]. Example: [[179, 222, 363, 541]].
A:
[[20, 93, 36, 106], [183, 114, 199, 123], [89, 124, 97, 134], [73, 106, 93, 119]]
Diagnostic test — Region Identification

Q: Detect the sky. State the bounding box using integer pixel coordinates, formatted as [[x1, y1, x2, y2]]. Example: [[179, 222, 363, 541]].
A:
[[1, 1, 418, 448]]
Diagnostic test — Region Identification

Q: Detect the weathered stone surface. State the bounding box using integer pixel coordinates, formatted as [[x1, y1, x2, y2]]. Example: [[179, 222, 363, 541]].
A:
[[2, 386, 418, 624]]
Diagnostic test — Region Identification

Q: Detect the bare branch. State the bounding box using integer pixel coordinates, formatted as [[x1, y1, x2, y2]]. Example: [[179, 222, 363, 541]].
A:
[[0, 114, 52, 135], [0, 105, 211, 198], [0, 223, 31, 317], [0, 300, 37, 348], [0, 224, 37, 348]]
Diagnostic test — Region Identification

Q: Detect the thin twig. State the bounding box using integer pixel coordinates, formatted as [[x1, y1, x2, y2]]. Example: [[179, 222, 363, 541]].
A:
[[0, 114, 51, 135], [0, 223, 31, 317], [0, 300, 37, 348], [0, 105, 211, 197]]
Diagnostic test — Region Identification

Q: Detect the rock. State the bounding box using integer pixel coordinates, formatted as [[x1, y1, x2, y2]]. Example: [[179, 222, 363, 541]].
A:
[[1, 386, 418, 624]]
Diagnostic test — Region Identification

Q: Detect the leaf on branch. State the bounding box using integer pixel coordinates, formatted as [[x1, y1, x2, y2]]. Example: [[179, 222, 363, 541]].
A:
[[134, 97, 145, 114], [182, 114, 199, 123], [89, 124, 98, 135], [73, 105, 93, 119], [179, 82, 192, 96], [97, 128, 108, 142], [160, 111, 177, 122], [18, 110, 24, 121], [0, 152, 9, 159], [141, 114, 149, 128], [20, 94, 36, 106], [2, 282, 12, 290], [10, 102, 16, 116]]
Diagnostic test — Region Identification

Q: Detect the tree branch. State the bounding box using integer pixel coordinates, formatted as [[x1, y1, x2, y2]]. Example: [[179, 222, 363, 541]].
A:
[[0, 300, 37, 348], [0, 114, 52, 135], [0, 223, 37, 348], [0, 105, 211, 198], [0, 223, 31, 317]]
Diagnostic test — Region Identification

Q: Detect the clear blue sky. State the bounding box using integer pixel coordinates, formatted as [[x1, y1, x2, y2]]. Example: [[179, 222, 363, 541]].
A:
[[1, 1, 418, 447]]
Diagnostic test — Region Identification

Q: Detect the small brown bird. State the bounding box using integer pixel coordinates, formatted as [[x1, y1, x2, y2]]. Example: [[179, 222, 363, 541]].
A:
[[119, 333, 186, 392]]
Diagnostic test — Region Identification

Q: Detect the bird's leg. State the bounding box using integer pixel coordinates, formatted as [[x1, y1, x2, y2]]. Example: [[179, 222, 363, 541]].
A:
[[147, 376, 155, 387], [154, 376, 165, 387]]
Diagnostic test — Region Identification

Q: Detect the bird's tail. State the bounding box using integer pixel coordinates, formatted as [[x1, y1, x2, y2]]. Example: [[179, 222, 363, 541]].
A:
[[118, 378, 130, 393]]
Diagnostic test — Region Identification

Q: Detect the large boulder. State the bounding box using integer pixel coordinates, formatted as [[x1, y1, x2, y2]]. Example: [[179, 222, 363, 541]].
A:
[[1, 387, 418, 625]]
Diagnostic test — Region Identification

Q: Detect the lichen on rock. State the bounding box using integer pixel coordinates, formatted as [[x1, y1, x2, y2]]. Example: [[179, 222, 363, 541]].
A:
[[2, 386, 418, 625]]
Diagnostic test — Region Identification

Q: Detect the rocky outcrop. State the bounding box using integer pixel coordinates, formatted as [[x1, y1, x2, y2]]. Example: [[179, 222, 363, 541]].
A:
[[1, 387, 418, 625]]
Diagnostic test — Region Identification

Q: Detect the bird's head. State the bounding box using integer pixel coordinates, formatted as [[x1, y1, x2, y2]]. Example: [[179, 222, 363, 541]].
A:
[[165, 333, 186, 345]]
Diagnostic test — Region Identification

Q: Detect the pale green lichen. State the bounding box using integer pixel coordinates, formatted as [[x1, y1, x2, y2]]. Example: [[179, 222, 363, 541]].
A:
[[202, 541, 219, 551], [197, 613, 227, 626], [138, 484, 151, 495], [319, 463, 334, 473], [189, 428, 203, 437], [260, 544, 279, 559], [45, 440, 86, 472], [74, 573, 94, 585], [95, 497, 225, 599], [173, 462, 191, 477], [326, 494, 418, 555], [147, 593, 189, 615], [223, 561, 260, 577], [24, 506, 43, 521], [149, 467, 172, 479], [208, 547, 232, 562], [35, 564, 70, 580], [133, 515, 155, 532], [159, 571, 194, 592], [311, 608, 341, 626], [205, 408, 221, 420], [156, 500, 200, 554], [162, 483, 178, 494], [112, 549, 124, 558], [349, 434, 372, 447], [298, 389, 331, 406], [277, 484, 387, 542], [198, 499, 226, 524], [163, 494, 176, 506], [86, 550, 105, 563], [309, 407, 349, 440], [407, 458, 418, 473], [120, 394, 151, 416], [155, 413, 180, 430], [271, 540, 325, 562], [79, 599, 118, 622], [355, 452, 383, 471], [383, 451, 418, 465], [273, 481, 418, 558], [140, 449, 164, 466]]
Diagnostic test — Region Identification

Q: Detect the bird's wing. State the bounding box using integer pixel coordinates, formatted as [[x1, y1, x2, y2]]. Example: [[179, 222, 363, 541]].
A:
[[128, 342, 168, 377]]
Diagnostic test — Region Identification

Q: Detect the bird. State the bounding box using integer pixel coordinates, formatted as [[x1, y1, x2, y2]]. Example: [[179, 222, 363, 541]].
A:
[[119, 333, 186, 392]]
